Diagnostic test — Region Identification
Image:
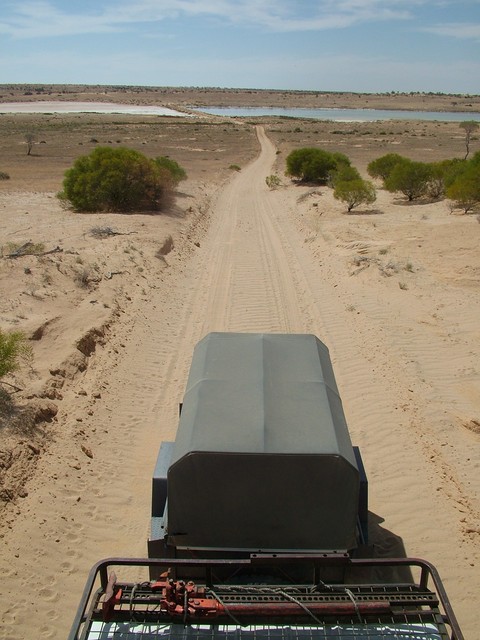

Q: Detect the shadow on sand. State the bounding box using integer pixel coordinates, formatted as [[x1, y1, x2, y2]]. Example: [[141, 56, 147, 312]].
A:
[[357, 511, 414, 584]]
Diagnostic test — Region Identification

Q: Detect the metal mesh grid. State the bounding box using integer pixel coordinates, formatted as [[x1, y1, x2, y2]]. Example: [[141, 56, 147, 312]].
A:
[[79, 580, 447, 640], [85, 621, 444, 640]]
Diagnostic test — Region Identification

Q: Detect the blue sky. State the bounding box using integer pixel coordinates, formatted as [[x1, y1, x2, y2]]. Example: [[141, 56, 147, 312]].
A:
[[0, 1, 479, 93]]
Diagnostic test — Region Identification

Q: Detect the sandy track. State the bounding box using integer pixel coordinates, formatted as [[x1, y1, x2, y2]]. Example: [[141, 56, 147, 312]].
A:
[[0, 126, 310, 640], [0, 126, 478, 638], [196, 127, 307, 333]]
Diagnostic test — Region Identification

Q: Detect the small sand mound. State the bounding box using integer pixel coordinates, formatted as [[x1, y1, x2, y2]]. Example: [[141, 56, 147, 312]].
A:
[[76, 325, 109, 357], [0, 398, 58, 503], [463, 418, 480, 434]]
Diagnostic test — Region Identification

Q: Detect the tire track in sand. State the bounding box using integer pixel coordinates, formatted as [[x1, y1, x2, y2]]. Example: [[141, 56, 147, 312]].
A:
[[196, 126, 314, 334]]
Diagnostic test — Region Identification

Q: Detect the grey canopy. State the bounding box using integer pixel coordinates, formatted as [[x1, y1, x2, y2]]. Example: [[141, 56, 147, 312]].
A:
[[167, 333, 359, 553]]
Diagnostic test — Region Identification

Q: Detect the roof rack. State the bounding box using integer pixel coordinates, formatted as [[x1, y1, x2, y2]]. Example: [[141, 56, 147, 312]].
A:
[[68, 555, 463, 640]]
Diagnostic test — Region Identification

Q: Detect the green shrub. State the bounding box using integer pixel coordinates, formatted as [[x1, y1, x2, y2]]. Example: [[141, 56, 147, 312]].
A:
[[330, 164, 361, 188], [0, 330, 31, 379], [154, 156, 187, 185], [384, 160, 432, 201], [367, 153, 406, 181], [334, 179, 377, 212], [424, 160, 466, 200], [438, 158, 467, 189], [331, 152, 351, 169], [470, 151, 480, 166], [266, 174, 281, 189], [446, 162, 480, 213], [60, 147, 175, 212], [286, 147, 350, 184]]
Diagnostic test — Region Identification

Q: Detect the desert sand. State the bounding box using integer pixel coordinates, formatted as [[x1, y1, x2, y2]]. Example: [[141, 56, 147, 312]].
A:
[[0, 88, 479, 639]]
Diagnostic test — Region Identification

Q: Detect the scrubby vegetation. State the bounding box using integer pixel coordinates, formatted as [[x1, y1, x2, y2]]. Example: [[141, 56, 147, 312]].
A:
[[334, 179, 377, 212], [285, 147, 350, 184], [285, 142, 480, 214], [329, 163, 377, 212], [459, 120, 479, 160], [59, 147, 186, 213], [1, 241, 45, 257], [153, 156, 187, 185], [446, 152, 480, 213], [367, 154, 406, 181], [367, 150, 480, 211], [286, 147, 376, 212], [0, 329, 31, 380], [266, 174, 281, 189], [384, 160, 433, 201]]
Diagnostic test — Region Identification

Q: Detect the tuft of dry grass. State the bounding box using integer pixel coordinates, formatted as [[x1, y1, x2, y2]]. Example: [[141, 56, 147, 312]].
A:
[[74, 268, 92, 288], [90, 226, 117, 239], [1, 241, 45, 257]]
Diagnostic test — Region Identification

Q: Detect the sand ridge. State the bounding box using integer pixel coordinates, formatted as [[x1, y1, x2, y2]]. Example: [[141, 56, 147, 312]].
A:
[[0, 103, 479, 638]]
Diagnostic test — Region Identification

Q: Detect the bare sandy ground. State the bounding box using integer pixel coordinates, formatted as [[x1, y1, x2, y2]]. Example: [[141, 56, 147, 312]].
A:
[[0, 98, 479, 638]]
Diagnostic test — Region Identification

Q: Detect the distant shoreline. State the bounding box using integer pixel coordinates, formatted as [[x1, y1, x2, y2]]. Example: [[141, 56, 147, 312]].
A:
[[196, 105, 480, 122], [0, 101, 192, 117], [1, 101, 479, 122], [1, 84, 479, 113]]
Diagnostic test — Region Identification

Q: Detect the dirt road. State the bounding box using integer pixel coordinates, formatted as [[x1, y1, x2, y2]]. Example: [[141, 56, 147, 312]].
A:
[[1, 125, 317, 640], [1, 126, 478, 638]]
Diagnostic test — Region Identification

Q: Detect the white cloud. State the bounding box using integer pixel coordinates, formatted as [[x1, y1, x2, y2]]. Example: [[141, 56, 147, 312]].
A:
[[2, 0, 476, 42], [0, 0, 429, 39], [0, 1, 122, 37], [422, 22, 480, 40]]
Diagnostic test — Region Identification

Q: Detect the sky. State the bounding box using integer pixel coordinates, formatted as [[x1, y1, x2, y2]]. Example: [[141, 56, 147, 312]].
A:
[[0, 0, 479, 94]]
